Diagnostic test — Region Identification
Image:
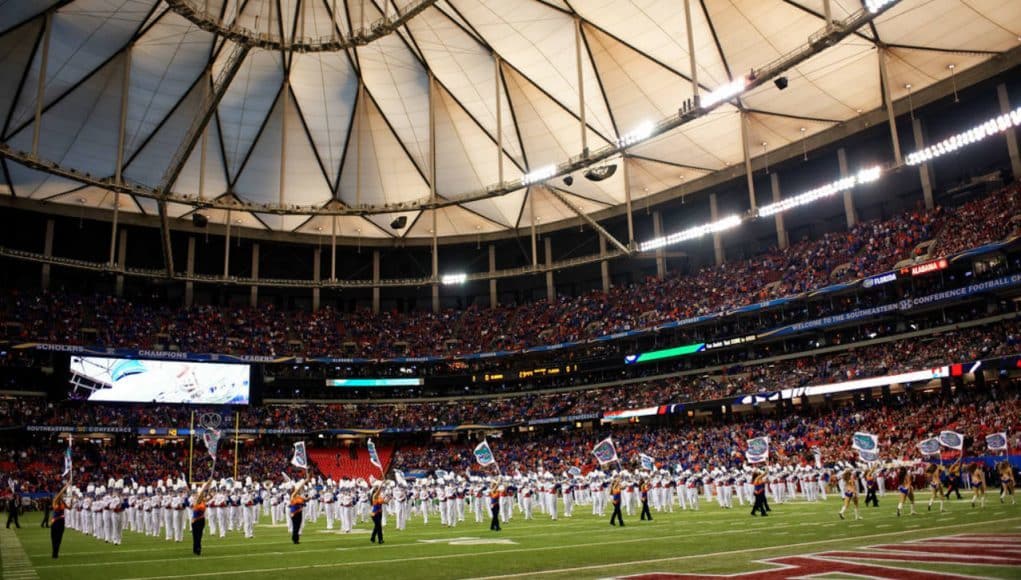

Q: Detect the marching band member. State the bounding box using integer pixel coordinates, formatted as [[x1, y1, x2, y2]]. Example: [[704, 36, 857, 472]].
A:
[[322, 480, 336, 530], [170, 486, 186, 542], [563, 477, 576, 518], [240, 484, 255, 539]]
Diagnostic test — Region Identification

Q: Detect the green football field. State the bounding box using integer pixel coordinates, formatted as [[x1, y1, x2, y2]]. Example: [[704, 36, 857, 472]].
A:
[[3, 497, 1020, 580]]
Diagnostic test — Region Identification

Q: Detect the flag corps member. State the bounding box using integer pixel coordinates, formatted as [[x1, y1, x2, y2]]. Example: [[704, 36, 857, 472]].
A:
[[50, 436, 73, 558], [50, 481, 71, 559], [191, 479, 213, 556], [370, 483, 385, 544], [289, 442, 312, 545]]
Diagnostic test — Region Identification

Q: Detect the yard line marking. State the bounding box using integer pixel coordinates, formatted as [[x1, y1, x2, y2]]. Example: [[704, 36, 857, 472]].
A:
[[1, 527, 39, 580], [465, 517, 1021, 580], [35, 521, 800, 569], [106, 516, 1021, 580]]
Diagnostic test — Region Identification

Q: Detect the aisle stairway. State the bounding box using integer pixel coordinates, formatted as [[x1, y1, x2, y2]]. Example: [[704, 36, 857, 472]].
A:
[[309, 445, 393, 481]]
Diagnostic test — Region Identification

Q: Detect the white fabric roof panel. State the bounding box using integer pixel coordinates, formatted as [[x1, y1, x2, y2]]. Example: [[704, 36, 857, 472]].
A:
[[290, 51, 359, 187], [4, 160, 84, 200], [9, 0, 156, 131], [123, 10, 213, 158], [0, 0, 1018, 239]]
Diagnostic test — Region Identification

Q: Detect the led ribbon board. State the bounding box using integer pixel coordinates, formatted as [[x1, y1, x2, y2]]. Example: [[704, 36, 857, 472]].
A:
[[625, 343, 706, 365], [327, 378, 424, 387]]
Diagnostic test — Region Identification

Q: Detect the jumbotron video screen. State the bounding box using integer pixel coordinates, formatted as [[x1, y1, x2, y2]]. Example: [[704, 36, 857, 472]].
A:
[[67, 356, 250, 405]]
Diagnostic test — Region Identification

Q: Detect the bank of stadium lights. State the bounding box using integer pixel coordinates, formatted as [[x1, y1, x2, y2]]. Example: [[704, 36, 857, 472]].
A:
[[757, 166, 882, 217], [905, 106, 1021, 166], [441, 273, 467, 285], [520, 165, 556, 186], [865, 0, 899, 14], [639, 215, 742, 252], [617, 121, 655, 149], [701, 77, 748, 108], [640, 167, 881, 252]]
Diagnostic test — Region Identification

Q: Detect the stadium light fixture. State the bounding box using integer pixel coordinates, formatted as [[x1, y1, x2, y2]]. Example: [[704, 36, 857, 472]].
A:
[[905, 106, 1021, 166], [521, 164, 556, 186], [701, 77, 748, 108], [864, 0, 899, 14], [639, 215, 742, 252], [757, 166, 881, 218], [617, 121, 655, 148], [441, 273, 467, 285]]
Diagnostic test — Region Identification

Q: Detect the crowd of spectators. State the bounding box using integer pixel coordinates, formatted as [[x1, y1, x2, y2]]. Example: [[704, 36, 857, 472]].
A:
[[5, 381, 1018, 492], [0, 438, 303, 492], [933, 180, 1021, 256], [3, 317, 1018, 432], [391, 386, 1021, 473], [1, 183, 1017, 359]]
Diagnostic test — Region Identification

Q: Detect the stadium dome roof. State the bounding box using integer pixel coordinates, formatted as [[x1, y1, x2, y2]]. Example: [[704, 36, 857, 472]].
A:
[[1, 0, 1019, 243]]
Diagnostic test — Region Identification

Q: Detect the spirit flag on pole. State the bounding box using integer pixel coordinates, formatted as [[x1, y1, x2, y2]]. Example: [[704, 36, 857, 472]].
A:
[[858, 450, 880, 463], [852, 432, 878, 452], [746, 437, 769, 464], [473, 440, 497, 467], [291, 441, 309, 469], [639, 453, 656, 471], [202, 428, 222, 460], [986, 432, 1008, 452], [917, 437, 941, 456], [367, 438, 383, 472], [592, 437, 618, 465], [852, 433, 880, 463], [568, 466, 582, 477], [62, 435, 72, 477], [938, 430, 964, 450]]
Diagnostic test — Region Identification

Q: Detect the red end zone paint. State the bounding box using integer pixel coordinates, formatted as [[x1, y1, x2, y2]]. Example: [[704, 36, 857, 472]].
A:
[[618, 534, 1021, 579]]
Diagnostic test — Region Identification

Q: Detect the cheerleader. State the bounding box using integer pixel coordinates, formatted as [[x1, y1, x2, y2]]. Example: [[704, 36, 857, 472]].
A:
[[895, 466, 917, 517], [838, 470, 861, 521], [997, 461, 1016, 505], [925, 464, 947, 513], [969, 463, 987, 508]]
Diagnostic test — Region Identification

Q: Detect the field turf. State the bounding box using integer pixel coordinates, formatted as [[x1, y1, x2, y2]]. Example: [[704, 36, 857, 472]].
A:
[[3, 497, 1020, 580]]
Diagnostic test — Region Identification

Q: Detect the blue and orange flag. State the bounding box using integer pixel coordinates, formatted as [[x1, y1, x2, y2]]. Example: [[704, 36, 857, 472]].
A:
[[367, 438, 383, 474], [474, 440, 496, 467], [592, 437, 618, 465]]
